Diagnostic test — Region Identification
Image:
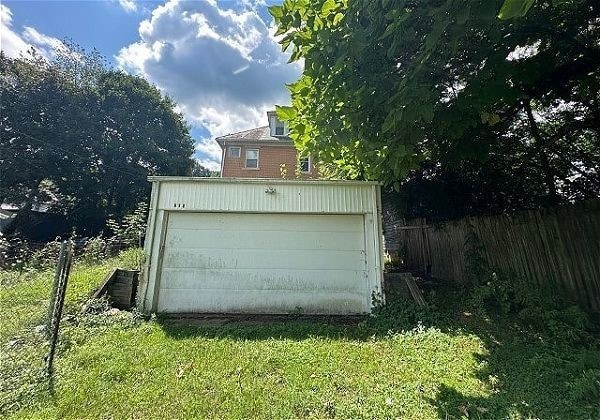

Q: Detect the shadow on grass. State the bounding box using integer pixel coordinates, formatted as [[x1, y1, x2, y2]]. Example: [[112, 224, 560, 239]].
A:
[[432, 326, 600, 419], [156, 289, 600, 420], [427, 302, 600, 419], [158, 315, 370, 341]]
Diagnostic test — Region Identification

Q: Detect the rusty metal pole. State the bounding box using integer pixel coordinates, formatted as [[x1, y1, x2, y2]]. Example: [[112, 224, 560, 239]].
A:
[[46, 242, 66, 339], [46, 241, 73, 375]]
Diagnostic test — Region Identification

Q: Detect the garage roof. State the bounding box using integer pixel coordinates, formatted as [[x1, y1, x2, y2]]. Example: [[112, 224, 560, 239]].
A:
[[148, 176, 382, 186]]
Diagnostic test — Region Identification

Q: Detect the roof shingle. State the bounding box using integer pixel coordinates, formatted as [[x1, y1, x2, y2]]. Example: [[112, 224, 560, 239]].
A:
[[215, 126, 292, 146]]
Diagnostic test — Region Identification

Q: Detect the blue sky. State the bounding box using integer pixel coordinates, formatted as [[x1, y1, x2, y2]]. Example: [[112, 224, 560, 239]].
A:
[[1, 0, 301, 170]]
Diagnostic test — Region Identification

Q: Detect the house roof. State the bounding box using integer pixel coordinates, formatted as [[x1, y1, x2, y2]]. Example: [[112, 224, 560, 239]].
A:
[[215, 126, 292, 147]]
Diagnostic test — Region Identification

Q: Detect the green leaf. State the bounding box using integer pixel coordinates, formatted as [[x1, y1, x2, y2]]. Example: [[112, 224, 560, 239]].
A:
[[333, 12, 344, 26], [321, 0, 337, 16], [275, 105, 297, 121], [498, 0, 536, 20], [268, 5, 283, 19], [280, 37, 292, 52]]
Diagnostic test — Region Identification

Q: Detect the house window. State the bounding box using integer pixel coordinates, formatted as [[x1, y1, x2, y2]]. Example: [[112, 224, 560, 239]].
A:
[[299, 156, 311, 173], [270, 114, 287, 136], [245, 149, 259, 169], [274, 120, 285, 136], [229, 146, 241, 158]]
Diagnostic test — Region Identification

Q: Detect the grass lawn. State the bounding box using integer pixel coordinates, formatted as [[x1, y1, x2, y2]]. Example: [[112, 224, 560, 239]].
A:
[[1, 249, 599, 419]]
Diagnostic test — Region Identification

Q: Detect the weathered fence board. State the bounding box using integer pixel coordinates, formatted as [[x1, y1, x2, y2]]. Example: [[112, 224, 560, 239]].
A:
[[86, 268, 140, 311], [385, 200, 600, 312]]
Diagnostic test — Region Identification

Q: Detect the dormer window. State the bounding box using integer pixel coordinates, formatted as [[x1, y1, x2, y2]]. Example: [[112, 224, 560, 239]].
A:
[[274, 120, 285, 136], [268, 111, 288, 137]]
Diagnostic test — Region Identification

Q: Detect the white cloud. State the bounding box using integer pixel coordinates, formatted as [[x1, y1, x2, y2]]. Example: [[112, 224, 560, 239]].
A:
[[196, 158, 221, 172], [0, 5, 30, 57], [116, 0, 301, 170], [118, 0, 138, 13], [0, 5, 64, 59], [195, 134, 222, 161]]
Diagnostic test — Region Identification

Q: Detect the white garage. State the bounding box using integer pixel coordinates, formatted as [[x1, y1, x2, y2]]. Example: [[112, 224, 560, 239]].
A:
[[138, 177, 384, 315]]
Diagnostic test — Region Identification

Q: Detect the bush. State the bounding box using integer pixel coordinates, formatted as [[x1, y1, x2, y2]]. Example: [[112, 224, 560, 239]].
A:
[[363, 296, 442, 333], [518, 305, 592, 345], [1, 201, 147, 273], [79, 236, 110, 264], [0, 234, 31, 270], [464, 231, 595, 345], [106, 202, 148, 249], [28, 238, 63, 269], [568, 369, 600, 403], [467, 271, 546, 316]]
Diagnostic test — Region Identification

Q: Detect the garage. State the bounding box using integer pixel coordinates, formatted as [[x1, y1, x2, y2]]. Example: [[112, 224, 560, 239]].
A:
[[138, 177, 384, 315]]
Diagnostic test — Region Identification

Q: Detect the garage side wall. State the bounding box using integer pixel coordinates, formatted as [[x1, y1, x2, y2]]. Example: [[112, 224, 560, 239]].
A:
[[138, 179, 384, 314]]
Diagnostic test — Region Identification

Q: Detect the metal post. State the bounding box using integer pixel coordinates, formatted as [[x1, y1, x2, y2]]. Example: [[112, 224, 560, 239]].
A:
[[46, 241, 73, 375], [46, 242, 66, 339]]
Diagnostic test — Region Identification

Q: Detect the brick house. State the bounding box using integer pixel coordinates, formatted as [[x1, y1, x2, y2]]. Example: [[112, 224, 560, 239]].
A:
[[216, 111, 318, 179]]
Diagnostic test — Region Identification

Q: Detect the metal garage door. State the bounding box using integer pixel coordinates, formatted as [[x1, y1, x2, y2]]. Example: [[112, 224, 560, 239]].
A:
[[156, 212, 369, 314]]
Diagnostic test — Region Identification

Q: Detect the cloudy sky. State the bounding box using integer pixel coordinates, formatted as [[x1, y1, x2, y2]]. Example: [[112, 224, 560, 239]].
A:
[[1, 0, 301, 170]]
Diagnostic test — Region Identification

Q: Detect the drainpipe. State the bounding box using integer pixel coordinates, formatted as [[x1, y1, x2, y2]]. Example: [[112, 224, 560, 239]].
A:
[[220, 140, 226, 177]]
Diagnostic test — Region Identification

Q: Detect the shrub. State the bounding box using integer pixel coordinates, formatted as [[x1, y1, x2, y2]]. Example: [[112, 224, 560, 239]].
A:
[[28, 238, 63, 269], [518, 305, 592, 345], [79, 236, 110, 263], [363, 296, 442, 333], [568, 369, 600, 403], [0, 234, 31, 270], [464, 231, 595, 345], [106, 202, 148, 249]]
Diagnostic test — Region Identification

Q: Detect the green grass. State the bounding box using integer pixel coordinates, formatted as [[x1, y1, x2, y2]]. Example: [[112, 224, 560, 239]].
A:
[[1, 249, 599, 419]]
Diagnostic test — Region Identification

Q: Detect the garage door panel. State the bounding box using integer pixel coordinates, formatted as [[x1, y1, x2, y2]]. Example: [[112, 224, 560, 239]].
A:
[[165, 229, 364, 251], [160, 268, 367, 292], [157, 289, 367, 314], [168, 212, 364, 232], [162, 248, 365, 271], [157, 212, 370, 314]]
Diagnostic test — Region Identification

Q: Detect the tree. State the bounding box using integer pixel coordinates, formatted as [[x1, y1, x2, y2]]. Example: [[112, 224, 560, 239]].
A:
[[190, 161, 212, 177], [0, 45, 195, 236], [271, 0, 600, 218]]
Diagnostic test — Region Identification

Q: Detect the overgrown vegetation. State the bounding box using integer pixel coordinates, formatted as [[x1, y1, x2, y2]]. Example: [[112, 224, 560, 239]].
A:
[[1, 245, 599, 418], [271, 0, 600, 220], [0, 201, 147, 270], [463, 230, 598, 347]]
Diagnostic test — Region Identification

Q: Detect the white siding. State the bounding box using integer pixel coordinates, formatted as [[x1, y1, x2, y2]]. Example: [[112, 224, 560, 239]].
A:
[[139, 178, 384, 315], [155, 178, 375, 214]]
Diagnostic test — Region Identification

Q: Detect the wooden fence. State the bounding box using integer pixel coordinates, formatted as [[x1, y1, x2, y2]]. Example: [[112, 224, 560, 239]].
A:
[[384, 200, 600, 312]]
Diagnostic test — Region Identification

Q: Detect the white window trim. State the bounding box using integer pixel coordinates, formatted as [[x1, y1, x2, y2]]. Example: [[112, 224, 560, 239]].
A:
[[245, 148, 259, 169], [229, 146, 241, 158], [299, 156, 311, 173], [270, 115, 288, 137]]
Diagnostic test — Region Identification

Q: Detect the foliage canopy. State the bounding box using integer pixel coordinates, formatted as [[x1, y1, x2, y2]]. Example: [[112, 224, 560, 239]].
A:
[[0, 45, 198, 236], [271, 0, 599, 218]]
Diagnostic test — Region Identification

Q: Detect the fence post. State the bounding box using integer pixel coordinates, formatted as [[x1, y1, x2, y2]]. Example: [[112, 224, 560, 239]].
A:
[[46, 240, 73, 375], [46, 242, 66, 339]]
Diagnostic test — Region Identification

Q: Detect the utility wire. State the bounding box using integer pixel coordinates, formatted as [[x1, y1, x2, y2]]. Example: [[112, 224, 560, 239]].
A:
[[2, 130, 157, 233], [6, 129, 152, 182]]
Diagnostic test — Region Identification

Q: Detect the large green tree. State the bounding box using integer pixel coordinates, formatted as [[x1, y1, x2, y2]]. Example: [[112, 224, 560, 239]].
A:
[[271, 0, 600, 218], [0, 46, 196, 236]]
